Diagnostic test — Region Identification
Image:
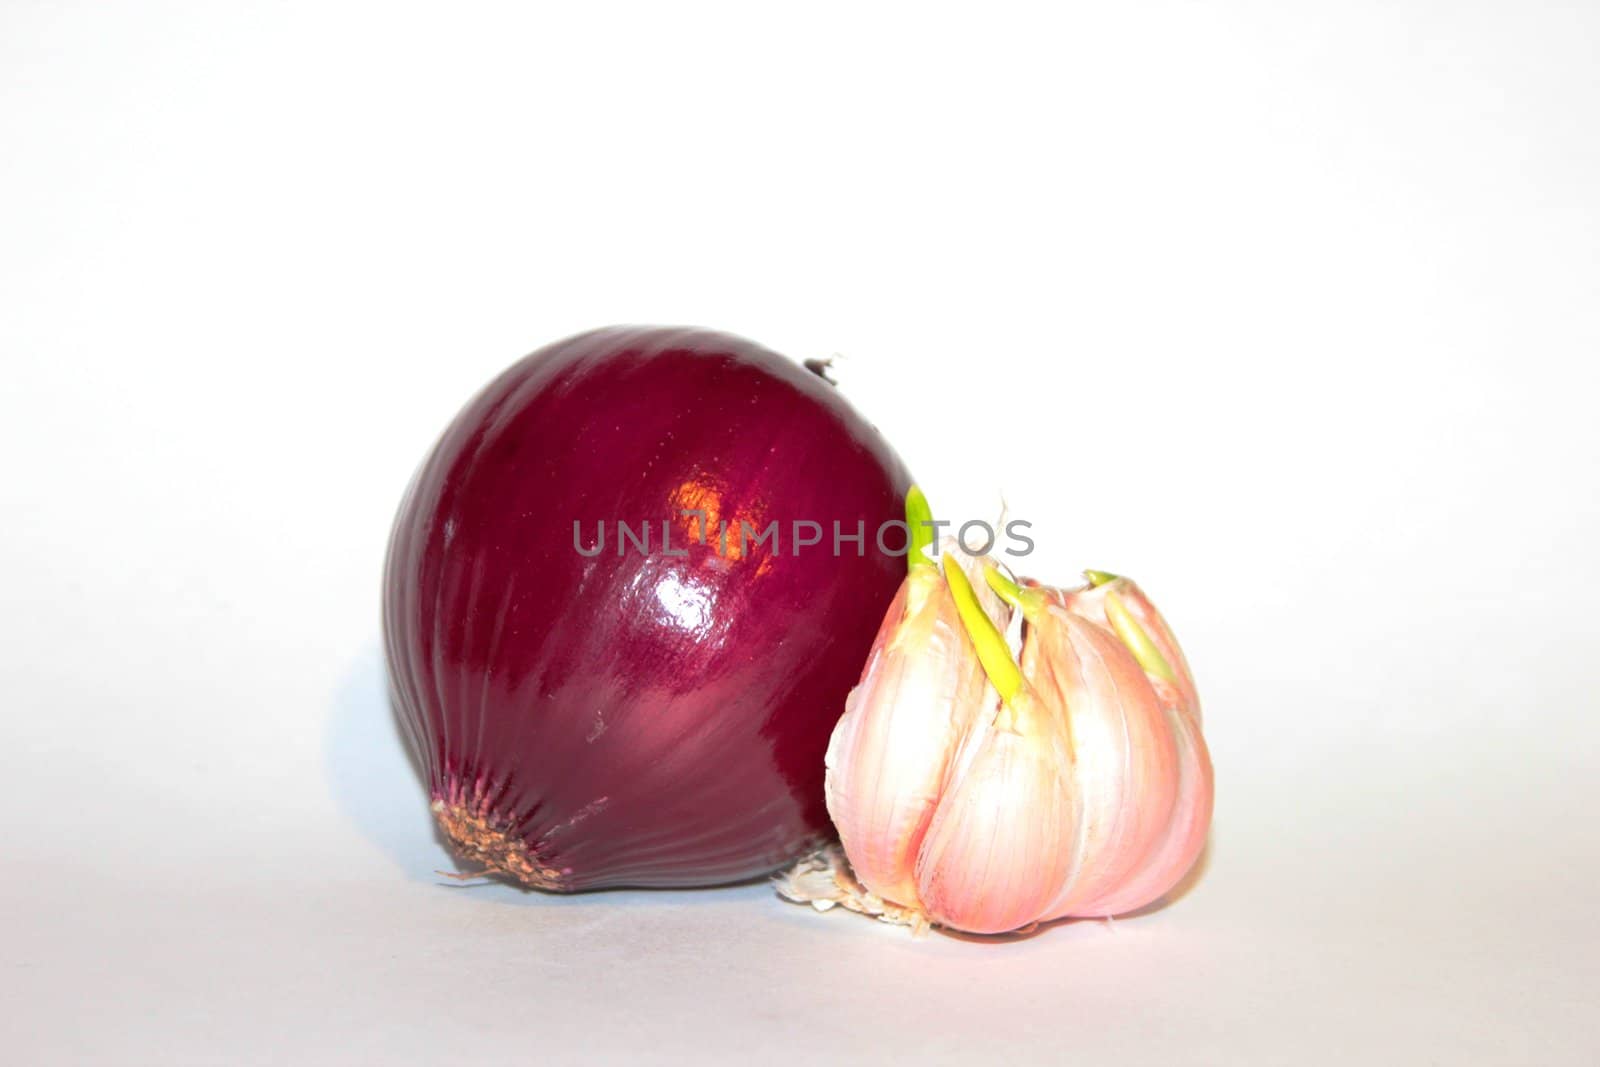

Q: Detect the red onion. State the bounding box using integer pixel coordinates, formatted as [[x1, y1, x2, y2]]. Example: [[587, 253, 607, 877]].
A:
[[383, 327, 911, 889]]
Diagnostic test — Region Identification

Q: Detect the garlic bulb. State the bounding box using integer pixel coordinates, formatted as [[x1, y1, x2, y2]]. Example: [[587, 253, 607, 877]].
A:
[[807, 496, 1213, 936]]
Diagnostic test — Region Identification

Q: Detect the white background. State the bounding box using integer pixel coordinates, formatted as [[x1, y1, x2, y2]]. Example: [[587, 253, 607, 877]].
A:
[[3, 2, 1597, 1063]]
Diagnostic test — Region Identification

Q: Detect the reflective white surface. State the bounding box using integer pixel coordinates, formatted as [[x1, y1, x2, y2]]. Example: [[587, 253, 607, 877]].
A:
[[3, 2, 1597, 1062]]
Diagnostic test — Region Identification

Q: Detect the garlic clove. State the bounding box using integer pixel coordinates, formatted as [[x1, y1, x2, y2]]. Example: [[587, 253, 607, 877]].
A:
[[1046, 574, 1212, 917], [1025, 609, 1180, 919], [1071, 689, 1213, 918], [1057, 572, 1201, 724], [912, 690, 1079, 934], [907, 556, 1078, 935], [822, 509, 1007, 910]]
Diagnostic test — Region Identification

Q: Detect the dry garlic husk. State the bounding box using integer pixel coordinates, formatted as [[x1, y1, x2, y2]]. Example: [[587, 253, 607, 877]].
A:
[[790, 490, 1213, 936]]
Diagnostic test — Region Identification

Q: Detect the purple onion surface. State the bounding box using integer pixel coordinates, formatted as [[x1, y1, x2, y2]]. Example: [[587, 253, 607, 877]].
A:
[[383, 326, 911, 889]]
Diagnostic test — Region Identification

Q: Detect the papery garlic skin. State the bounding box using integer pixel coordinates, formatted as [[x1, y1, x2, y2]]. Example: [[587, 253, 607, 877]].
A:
[[822, 541, 1007, 909]]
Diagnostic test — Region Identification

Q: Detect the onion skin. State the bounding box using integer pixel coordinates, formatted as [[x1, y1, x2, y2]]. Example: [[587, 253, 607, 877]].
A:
[[384, 327, 911, 890]]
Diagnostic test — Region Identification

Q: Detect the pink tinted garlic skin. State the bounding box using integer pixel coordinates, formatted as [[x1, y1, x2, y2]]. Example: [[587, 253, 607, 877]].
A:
[[822, 524, 1007, 909], [1048, 572, 1213, 918], [1053, 573, 1201, 723], [823, 538, 1214, 935], [911, 691, 1079, 934]]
